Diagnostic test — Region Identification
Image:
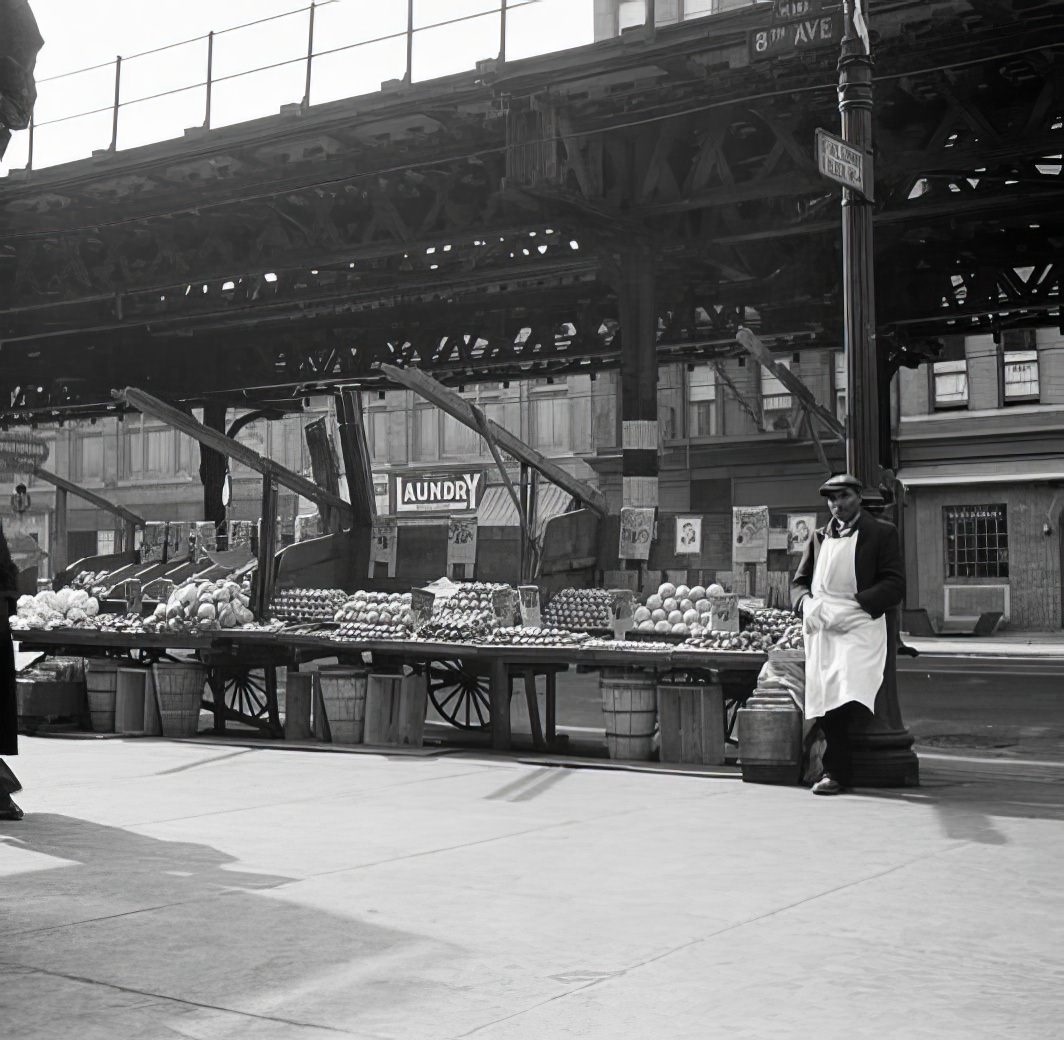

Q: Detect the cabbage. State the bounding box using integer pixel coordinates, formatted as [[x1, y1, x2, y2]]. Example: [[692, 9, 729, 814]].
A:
[[84, 598, 100, 617]]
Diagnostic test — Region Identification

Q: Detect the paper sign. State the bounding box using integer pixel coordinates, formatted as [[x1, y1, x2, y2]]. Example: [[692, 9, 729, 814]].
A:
[[787, 514, 817, 555], [295, 513, 322, 543], [492, 588, 516, 627], [609, 588, 635, 640], [618, 507, 655, 561], [409, 588, 435, 632], [708, 592, 740, 633], [369, 518, 398, 578], [227, 520, 255, 553], [675, 516, 702, 555], [447, 516, 478, 569], [732, 506, 770, 564], [141, 521, 167, 563], [518, 585, 542, 628]]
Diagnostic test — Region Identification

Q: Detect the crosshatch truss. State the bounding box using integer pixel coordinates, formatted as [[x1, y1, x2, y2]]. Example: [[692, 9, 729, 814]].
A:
[[0, 0, 1062, 420]]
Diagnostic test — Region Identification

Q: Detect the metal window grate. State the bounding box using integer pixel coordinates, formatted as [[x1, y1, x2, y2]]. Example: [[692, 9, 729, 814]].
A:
[[944, 504, 1009, 579]]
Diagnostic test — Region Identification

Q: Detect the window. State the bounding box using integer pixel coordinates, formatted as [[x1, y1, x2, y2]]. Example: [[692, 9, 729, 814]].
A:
[[146, 428, 174, 474], [944, 505, 1008, 579], [97, 530, 115, 555], [760, 360, 792, 412], [368, 410, 390, 463], [687, 365, 717, 437], [933, 360, 969, 408], [834, 352, 847, 422], [530, 390, 571, 454], [618, 0, 646, 30], [412, 405, 439, 462], [76, 436, 103, 481], [442, 411, 480, 458], [1002, 350, 1039, 402], [657, 365, 681, 442]]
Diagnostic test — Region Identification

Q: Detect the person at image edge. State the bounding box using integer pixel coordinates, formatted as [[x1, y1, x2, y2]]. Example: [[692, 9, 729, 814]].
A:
[[0, 522, 23, 820], [790, 473, 905, 795]]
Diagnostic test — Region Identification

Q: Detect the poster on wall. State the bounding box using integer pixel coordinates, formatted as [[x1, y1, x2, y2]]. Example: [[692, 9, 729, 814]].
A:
[[446, 516, 478, 573], [675, 516, 702, 555], [369, 518, 398, 577], [787, 513, 817, 555], [618, 507, 655, 561], [732, 506, 770, 564]]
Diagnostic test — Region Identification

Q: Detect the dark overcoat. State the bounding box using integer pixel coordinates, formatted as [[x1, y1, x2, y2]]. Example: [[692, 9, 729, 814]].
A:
[[1, 524, 19, 757], [790, 510, 905, 620]]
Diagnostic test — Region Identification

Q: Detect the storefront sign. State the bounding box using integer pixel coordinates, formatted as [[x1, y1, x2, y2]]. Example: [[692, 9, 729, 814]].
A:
[[396, 472, 481, 513], [447, 516, 478, 570], [787, 514, 817, 555], [675, 516, 702, 555], [618, 507, 655, 561], [733, 506, 770, 564], [369, 518, 398, 577]]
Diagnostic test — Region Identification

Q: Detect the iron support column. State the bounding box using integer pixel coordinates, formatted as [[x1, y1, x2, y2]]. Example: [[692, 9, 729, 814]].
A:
[[838, 1, 918, 787]]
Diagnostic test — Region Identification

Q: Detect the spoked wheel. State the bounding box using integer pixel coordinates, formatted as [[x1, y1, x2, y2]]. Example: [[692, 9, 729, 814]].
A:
[[221, 668, 270, 720], [427, 659, 492, 731]]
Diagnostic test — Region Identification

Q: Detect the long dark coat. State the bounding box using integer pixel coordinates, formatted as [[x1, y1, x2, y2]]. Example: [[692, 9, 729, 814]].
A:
[[1, 524, 19, 757], [790, 509, 905, 620]]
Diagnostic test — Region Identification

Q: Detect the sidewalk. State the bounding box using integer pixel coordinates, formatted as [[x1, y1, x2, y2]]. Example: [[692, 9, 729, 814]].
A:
[[905, 629, 1064, 658], [1, 737, 1062, 1040]]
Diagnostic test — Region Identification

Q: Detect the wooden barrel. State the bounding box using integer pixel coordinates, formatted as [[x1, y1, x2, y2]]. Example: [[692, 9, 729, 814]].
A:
[[284, 671, 313, 741], [151, 661, 207, 739], [600, 669, 657, 761], [737, 689, 803, 785], [317, 667, 368, 744], [85, 659, 119, 733]]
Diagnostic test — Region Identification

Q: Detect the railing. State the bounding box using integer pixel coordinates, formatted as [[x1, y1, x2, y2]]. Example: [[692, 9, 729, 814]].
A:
[[11, 0, 585, 173]]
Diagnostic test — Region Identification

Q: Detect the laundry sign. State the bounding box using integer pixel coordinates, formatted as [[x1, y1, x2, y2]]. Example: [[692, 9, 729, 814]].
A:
[[395, 472, 482, 513]]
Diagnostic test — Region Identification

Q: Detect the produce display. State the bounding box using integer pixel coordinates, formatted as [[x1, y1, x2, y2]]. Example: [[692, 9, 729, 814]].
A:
[[144, 578, 257, 633], [271, 587, 348, 624], [633, 581, 727, 636], [417, 608, 495, 642], [481, 626, 589, 647], [334, 590, 413, 629], [70, 569, 111, 596], [682, 629, 773, 653], [11, 588, 101, 631], [335, 620, 409, 642], [748, 608, 798, 642], [544, 588, 612, 630], [583, 636, 678, 653], [770, 622, 804, 652]]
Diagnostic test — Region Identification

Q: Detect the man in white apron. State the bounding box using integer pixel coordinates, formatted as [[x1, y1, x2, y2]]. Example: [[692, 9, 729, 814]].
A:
[[791, 473, 905, 795]]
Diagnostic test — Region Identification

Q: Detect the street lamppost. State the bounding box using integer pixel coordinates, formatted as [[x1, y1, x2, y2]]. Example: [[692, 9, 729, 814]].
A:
[[838, 0, 919, 786]]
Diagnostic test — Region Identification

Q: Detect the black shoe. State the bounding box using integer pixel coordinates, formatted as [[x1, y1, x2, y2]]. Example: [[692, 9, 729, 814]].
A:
[[0, 800, 24, 821]]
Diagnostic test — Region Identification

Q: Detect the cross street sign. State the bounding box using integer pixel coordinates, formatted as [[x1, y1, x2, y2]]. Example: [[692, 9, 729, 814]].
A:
[[749, 11, 841, 60], [815, 128, 873, 200]]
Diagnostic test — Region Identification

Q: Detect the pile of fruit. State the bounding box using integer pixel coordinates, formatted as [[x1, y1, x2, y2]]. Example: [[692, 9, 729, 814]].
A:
[[11, 588, 101, 631], [144, 578, 257, 634], [771, 622, 804, 652], [482, 626, 589, 647], [271, 587, 348, 624], [583, 636, 678, 653], [633, 581, 728, 636], [335, 620, 409, 642], [440, 581, 513, 614], [544, 588, 612, 630], [417, 608, 495, 642], [749, 608, 798, 642], [70, 569, 112, 596], [682, 629, 773, 653], [334, 590, 414, 629]]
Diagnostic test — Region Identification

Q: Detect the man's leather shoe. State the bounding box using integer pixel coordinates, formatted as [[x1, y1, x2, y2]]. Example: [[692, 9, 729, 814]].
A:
[[811, 775, 843, 796]]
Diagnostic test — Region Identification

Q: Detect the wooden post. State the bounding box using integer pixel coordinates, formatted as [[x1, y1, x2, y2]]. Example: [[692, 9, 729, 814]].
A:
[[255, 474, 279, 619], [336, 390, 376, 527], [304, 417, 342, 535], [53, 486, 68, 575]]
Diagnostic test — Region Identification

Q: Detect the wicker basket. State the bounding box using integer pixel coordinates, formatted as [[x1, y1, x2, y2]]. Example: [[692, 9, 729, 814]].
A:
[[151, 661, 207, 738]]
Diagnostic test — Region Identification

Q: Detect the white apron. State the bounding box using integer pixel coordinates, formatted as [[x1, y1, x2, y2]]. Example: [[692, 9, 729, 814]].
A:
[[802, 531, 886, 720]]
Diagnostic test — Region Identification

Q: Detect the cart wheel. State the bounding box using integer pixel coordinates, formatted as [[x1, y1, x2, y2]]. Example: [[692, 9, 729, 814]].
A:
[[428, 659, 492, 731], [222, 668, 270, 719]]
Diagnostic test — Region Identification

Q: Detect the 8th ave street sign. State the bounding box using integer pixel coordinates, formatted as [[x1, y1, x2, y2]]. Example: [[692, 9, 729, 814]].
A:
[[749, 11, 841, 60], [815, 128, 873, 199]]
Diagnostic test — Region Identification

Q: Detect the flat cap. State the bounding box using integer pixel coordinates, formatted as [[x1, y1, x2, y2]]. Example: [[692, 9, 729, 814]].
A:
[[818, 472, 862, 497]]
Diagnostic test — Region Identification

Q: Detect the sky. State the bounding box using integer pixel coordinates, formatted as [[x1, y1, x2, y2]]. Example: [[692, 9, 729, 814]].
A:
[[2, 0, 595, 174]]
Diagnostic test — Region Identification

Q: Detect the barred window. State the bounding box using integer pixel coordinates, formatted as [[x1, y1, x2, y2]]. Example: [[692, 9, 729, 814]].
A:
[[944, 505, 1008, 579], [1003, 350, 1039, 402]]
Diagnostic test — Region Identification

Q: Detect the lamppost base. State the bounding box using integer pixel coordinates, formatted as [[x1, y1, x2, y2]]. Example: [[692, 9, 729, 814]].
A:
[[849, 727, 920, 787]]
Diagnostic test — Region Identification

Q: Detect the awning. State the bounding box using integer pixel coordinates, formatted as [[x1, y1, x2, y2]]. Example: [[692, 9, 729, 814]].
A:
[[477, 482, 576, 540], [897, 459, 1064, 487]]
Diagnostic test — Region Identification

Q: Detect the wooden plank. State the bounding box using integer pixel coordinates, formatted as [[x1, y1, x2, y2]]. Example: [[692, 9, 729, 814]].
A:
[[115, 387, 354, 521], [35, 467, 146, 528], [736, 327, 846, 440], [379, 364, 608, 518]]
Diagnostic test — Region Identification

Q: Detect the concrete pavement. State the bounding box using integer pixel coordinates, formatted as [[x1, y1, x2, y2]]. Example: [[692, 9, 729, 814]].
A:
[[1, 736, 1062, 1040]]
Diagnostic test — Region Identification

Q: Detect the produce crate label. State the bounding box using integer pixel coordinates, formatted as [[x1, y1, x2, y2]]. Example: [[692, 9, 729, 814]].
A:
[[619, 507, 655, 561], [517, 585, 541, 628], [409, 588, 436, 631]]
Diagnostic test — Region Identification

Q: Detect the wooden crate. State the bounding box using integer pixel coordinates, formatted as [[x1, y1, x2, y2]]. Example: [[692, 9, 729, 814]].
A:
[[657, 682, 725, 766], [364, 674, 427, 747]]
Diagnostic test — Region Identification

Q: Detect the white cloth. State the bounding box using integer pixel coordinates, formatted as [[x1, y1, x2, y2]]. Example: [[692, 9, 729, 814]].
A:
[[801, 531, 886, 719]]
